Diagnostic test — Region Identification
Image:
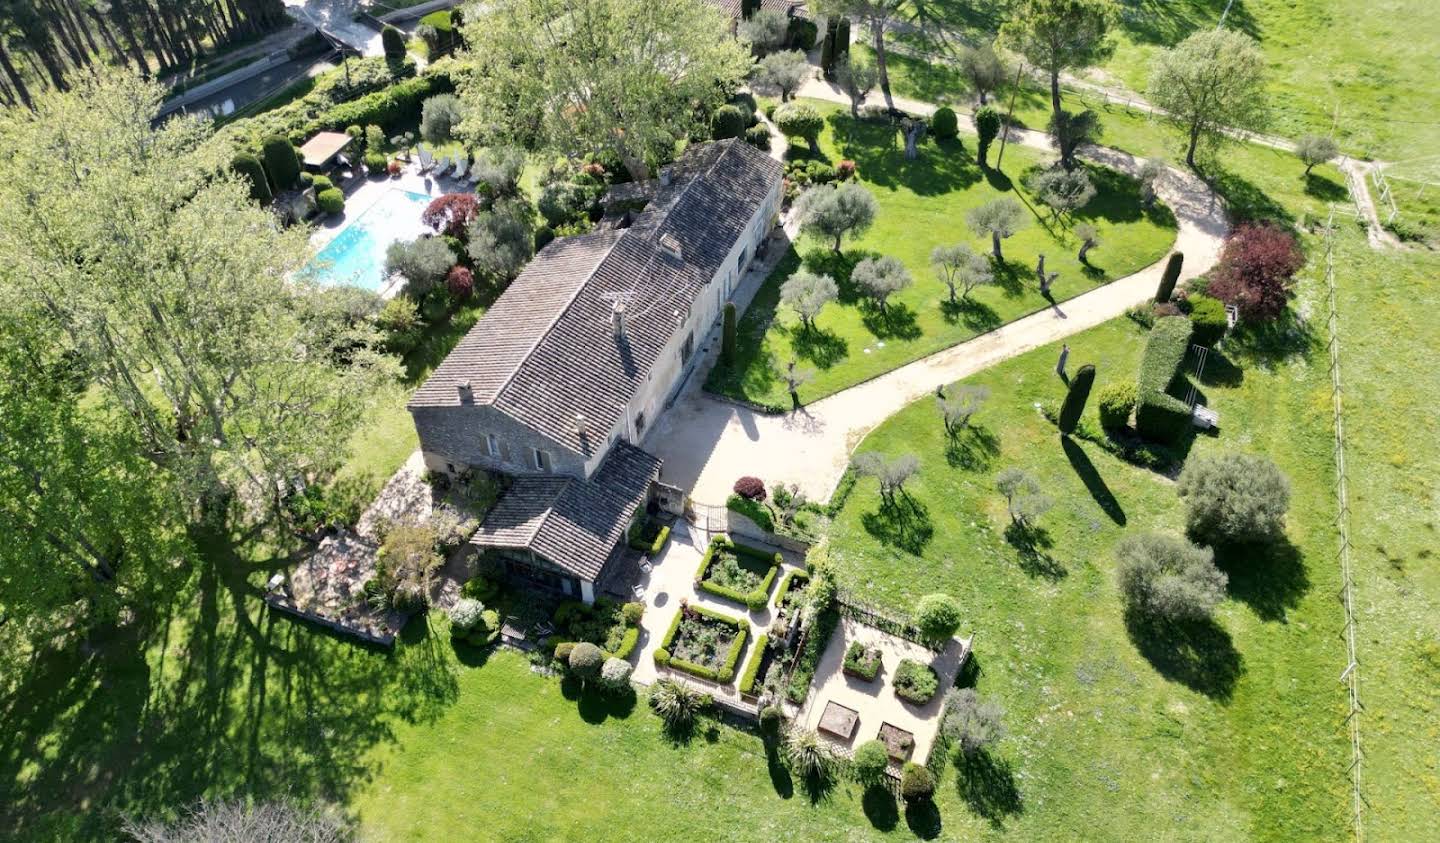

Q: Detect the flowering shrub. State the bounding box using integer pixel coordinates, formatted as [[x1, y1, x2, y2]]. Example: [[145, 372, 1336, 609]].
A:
[[421, 193, 482, 238], [446, 265, 474, 298], [836, 159, 857, 180], [733, 476, 766, 501]]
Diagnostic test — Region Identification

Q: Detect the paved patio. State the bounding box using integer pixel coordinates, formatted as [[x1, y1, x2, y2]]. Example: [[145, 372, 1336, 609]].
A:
[[796, 617, 971, 763]]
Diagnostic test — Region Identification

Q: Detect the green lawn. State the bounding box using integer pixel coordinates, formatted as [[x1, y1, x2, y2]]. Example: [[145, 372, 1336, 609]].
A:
[[908, 0, 1440, 160], [705, 99, 1176, 408], [1322, 236, 1440, 839], [825, 268, 1350, 838], [1376, 172, 1440, 248]]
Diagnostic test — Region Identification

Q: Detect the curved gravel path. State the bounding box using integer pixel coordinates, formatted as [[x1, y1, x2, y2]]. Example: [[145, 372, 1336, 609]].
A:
[[642, 81, 1230, 505]]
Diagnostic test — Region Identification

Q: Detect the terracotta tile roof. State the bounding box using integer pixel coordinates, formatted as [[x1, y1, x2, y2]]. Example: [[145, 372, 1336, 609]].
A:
[[409, 140, 783, 457], [471, 441, 662, 581]]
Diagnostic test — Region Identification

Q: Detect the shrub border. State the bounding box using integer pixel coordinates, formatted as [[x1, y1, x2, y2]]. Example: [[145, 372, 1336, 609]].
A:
[[696, 535, 783, 611], [628, 521, 671, 556], [655, 602, 749, 684], [738, 633, 770, 695], [774, 569, 811, 609]]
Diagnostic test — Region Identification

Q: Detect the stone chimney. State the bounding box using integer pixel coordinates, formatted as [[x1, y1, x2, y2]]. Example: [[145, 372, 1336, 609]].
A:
[[659, 232, 682, 262], [611, 299, 627, 338]]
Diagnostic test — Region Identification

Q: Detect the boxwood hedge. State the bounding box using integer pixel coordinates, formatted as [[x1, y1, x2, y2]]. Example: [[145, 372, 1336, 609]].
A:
[[1135, 316, 1194, 444], [696, 536, 782, 611], [738, 633, 769, 695], [656, 603, 749, 684]]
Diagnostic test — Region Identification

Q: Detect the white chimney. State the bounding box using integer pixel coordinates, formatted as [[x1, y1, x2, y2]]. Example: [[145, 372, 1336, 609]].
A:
[[611, 299, 627, 338], [574, 413, 589, 434], [659, 232, 682, 261], [457, 380, 472, 399]]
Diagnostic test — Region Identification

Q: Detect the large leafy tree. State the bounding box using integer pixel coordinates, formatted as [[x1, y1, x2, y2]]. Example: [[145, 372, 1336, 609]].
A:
[[457, 0, 752, 180], [1001, 0, 1118, 124], [1147, 28, 1269, 169], [0, 72, 398, 526]]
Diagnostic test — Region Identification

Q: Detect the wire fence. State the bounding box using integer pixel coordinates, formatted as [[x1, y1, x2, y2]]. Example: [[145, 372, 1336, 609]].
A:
[[1322, 206, 1367, 843]]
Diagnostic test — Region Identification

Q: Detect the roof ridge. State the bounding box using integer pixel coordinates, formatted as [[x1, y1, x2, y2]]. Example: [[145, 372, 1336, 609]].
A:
[[487, 230, 625, 404]]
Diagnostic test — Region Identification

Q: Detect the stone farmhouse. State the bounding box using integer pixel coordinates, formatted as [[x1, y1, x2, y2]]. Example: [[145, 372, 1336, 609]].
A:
[[409, 139, 784, 603]]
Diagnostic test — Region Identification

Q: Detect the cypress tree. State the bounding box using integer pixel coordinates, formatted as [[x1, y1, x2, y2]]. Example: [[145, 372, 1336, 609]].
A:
[[722, 302, 737, 365], [820, 18, 837, 77], [1155, 252, 1183, 303], [1058, 364, 1096, 436], [834, 18, 851, 65], [261, 135, 301, 192]]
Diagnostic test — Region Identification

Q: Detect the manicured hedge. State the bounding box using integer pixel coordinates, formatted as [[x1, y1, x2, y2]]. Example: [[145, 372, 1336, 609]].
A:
[[1135, 316, 1194, 444], [610, 626, 639, 660], [774, 569, 810, 608], [657, 603, 749, 684], [785, 605, 839, 704], [843, 640, 881, 681], [1188, 294, 1228, 347], [893, 658, 939, 705], [628, 521, 671, 555], [726, 493, 774, 532], [696, 535, 782, 611], [231, 152, 272, 204], [739, 633, 769, 695], [261, 135, 300, 191]]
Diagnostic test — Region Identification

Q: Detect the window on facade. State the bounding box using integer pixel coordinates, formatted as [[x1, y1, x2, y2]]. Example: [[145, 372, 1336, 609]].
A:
[[533, 448, 552, 472], [680, 331, 694, 364], [736, 247, 748, 274], [635, 411, 647, 436], [483, 433, 499, 457]]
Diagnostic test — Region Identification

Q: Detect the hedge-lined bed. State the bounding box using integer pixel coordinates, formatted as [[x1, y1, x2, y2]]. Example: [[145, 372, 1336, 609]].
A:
[[695, 536, 782, 612], [785, 605, 839, 704], [738, 633, 771, 695], [627, 519, 671, 556], [725, 494, 774, 532], [893, 658, 940, 705], [1135, 315, 1194, 443], [843, 641, 882, 682], [774, 569, 810, 611], [654, 603, 749, 684], [547, 598, 644, 661]]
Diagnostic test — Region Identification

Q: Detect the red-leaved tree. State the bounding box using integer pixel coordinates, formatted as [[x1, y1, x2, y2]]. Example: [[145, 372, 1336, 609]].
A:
[[733, 476, 766, 501], [1207, 224, 1306, 322], [447, 265, 474, 299], [422, 194, 482, 239]]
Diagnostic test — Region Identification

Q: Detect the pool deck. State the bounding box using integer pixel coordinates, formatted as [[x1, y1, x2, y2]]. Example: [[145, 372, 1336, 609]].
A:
[[307, 160, 477, 298]]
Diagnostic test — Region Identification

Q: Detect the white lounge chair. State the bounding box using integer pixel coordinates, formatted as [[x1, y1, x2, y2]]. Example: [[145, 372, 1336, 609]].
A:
[[417, 147, 434, 173], [451, 157, 467, 179], [433, 154, 450, 175]]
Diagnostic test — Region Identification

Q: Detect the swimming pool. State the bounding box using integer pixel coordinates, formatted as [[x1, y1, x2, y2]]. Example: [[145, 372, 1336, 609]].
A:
[[302, 188, 433, 292]]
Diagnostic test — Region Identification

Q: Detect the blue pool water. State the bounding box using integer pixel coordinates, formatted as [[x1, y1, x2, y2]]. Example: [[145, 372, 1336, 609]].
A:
[[303, 189, 433, 291]]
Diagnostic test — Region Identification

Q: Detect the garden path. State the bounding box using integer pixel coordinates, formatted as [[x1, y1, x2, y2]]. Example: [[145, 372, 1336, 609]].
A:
[[643, 84, 1230, 505]]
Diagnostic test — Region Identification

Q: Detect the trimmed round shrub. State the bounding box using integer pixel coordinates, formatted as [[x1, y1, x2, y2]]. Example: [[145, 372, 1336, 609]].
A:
[[569, 642, 603, 680], [852, 740, 890, 788], [231, 153, 272, 204], [900, 762, 935, 802], [261, 135, 301, 191], [600, 656, 633, 691], [712, 104, 747, 140], [311, 174, 334, 193], [1097, 381, 1137, 430], [893, 659, 940, 705], [653, 647, 671, 667], [744, 124, 772, 150], [363, 151, 388, 173], [622, 601, 645, 627], [316, 188, 345, 215], [733, 476, 766, 501], [914, 594, 961, 644], [746, 590, 769, 613], [931, 106, 959, 140], [554, 641, 576, 664], [448, 597, 485, 634], [760, 705, 784, 735], [1188, 293, 1228, 347]]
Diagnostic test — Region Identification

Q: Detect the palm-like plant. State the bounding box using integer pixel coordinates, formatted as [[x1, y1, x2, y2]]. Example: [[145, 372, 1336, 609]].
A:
[[783, 727, 835, 779], [649, 679, 704, 731]]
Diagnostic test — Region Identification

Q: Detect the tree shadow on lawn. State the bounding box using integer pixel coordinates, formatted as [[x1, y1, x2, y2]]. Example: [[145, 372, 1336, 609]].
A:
[[804, 248, 868, 306], [787, 322, 850, 369], [861, 301, 923, 341], [1004, 522, 1066, 580], [1121, 0, 1258, 46], [1124, 609, 1244, 701], [1073, 163, 1177, 229], [560, 676, 638, 724], [861, 494, 935, 556], [941, 296, 1001, 331], [1226, 308, 1318, 366], [827, 111, 982, 196], [955, 750, 1024, 827], [1304, 172, 1348, 202], [1213, 536, 1310, 623], [992, 259, 1029, 298], [763, 735, 795, 799], [0, 534, 462, 840], [1208, 167, 1293, 228], [946, 424, 1000, 471], [904, 798, 944, 839], [1197, 348, 1245, 388], [1061, 436, 1126, 525], [862, 784, 899, 831]]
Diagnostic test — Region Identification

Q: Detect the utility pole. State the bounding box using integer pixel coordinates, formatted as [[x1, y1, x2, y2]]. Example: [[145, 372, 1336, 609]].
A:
[[995, 62, 1024, 170]]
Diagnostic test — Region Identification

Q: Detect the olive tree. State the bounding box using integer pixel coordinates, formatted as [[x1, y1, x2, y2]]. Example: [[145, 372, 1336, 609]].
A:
[[739, 8, 790, 54], [1147, 28, 1269, 169], [1296, 134, 1339, 176], [780, 269, 839, 329], [931, 243, 994, 302], [937, 384, 989, 435], [775, 101, 825, 154], [420, 93, 465, 143], [941, 688, 1006, 760], [1028, 166, 1096, 219], [852, 451, 921, 506], [967, 197, 1028, 261], [1177, 452, 1291, 545], [851, 255, 912, 313], [796, 182, 878, 253], [755, 49, 810, 102], [387, 236, 456, 295], [834, 55, 879, 118], [960, 43, 1008, 105], [996, 467, 1053, 527], [1075, 222, 1099, 262], [1115, 531, 1228, 622]]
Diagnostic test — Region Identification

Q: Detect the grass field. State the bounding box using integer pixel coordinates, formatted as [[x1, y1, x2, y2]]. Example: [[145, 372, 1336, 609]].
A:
[[825, 272, 1350, 839], [909, 0, 1440, 160], [705, 98, 1176, 408]]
